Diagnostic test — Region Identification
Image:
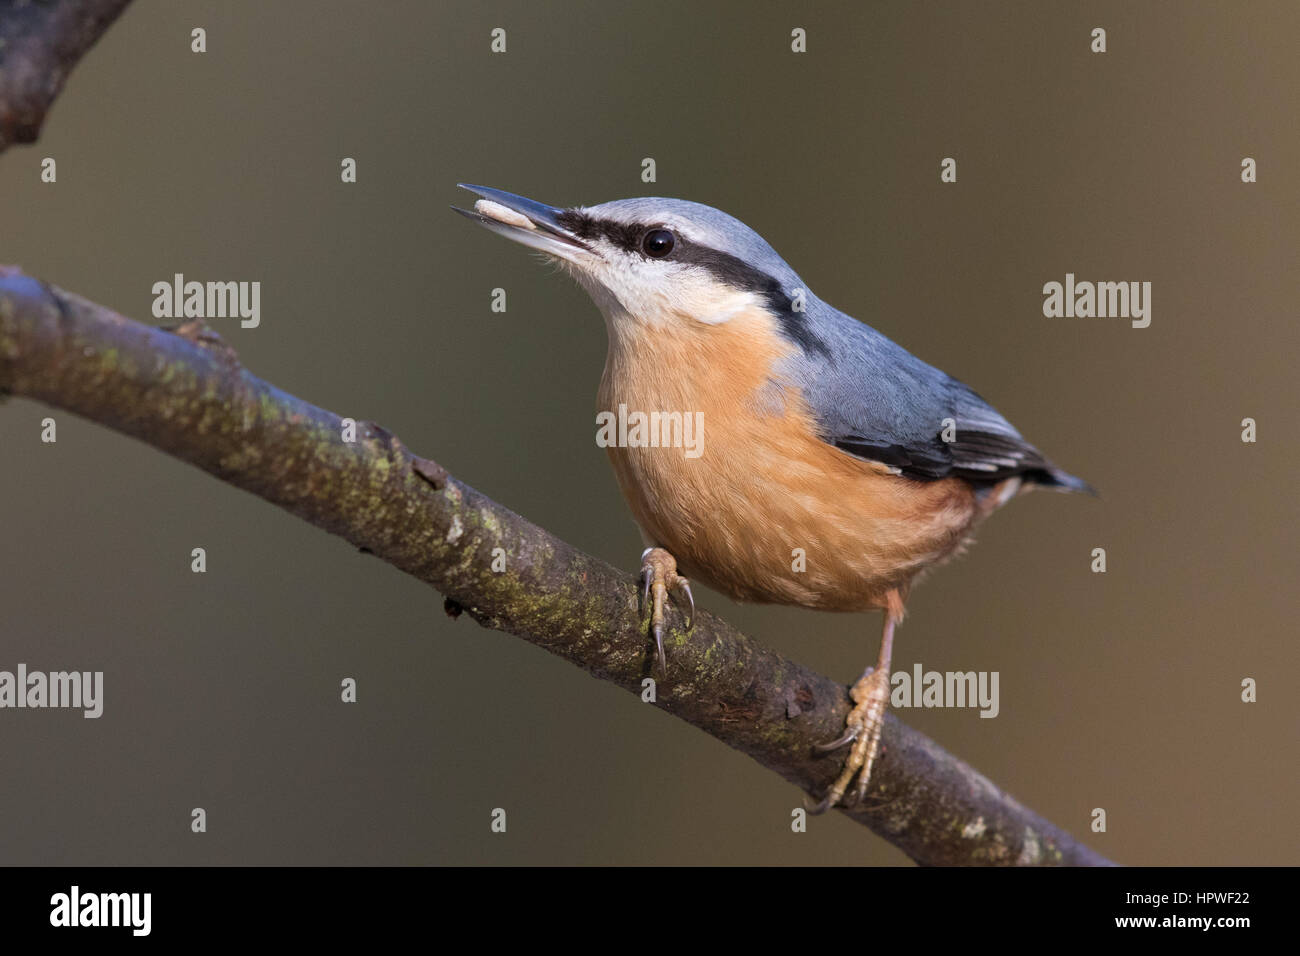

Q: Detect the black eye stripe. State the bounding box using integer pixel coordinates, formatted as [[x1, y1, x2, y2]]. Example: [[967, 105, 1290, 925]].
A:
[[555, 211, 642, 251], [552, 210, 831, 358], [553, 212, 683, 262]]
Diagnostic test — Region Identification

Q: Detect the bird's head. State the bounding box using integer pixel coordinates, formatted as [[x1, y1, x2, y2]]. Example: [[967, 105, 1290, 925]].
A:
[[453, 184, 811, 337]]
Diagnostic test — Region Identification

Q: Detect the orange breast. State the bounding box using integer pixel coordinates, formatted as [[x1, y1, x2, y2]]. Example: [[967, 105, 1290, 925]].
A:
[[597, 307, 983, 612]]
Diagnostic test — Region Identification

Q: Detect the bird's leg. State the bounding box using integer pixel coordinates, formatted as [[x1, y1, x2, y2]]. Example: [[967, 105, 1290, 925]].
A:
[[638, 546, 695, 676], [809, 597, 900, 813]]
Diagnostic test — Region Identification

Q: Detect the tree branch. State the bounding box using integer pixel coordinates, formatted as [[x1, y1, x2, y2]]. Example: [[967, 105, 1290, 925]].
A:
[[0, 268, 1113, 866], [0, 0, 133, 153]]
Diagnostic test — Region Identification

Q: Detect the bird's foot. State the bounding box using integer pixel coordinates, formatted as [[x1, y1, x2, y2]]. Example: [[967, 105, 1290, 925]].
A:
[[808, 665, 892, 813], [638, 547, 695, 675]]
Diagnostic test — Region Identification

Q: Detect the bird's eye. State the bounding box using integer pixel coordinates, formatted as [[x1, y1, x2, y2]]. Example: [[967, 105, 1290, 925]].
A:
[[641, 228, 675, 258]]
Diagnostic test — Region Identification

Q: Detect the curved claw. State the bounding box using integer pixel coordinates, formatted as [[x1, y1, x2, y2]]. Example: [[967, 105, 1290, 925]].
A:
[[806, 788, 860, 814], [653, 623, 667, 677], [814, 728, 859, 753], [672, 578, 695, 632], [804, 794, 834, 816]]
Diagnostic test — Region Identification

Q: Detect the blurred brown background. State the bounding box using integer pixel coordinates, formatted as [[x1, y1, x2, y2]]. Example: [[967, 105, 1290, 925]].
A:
[[1, 0, 1296, 865]]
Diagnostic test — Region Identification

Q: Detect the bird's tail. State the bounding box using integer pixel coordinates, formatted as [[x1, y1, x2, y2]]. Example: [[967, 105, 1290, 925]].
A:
[[1033, 464, 1097, 497]]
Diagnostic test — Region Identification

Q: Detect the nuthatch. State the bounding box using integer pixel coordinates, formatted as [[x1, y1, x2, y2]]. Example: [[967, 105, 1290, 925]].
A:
[[453, 184, 1092, 812]]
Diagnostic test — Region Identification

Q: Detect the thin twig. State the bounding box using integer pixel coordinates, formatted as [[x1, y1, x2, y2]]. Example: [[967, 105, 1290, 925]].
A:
[[0, 0, 134, 153]]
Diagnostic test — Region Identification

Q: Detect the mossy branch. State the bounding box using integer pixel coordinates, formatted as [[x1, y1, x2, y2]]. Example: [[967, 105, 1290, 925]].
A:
[[0, 268, 1114, 866]]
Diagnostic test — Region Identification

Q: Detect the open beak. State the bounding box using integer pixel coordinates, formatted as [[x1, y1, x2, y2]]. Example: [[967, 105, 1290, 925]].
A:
[[452, 184, 592, 260]]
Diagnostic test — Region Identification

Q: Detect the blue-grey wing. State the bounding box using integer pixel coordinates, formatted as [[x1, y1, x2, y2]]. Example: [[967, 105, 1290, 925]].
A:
[[787, 304, 1091, 492]]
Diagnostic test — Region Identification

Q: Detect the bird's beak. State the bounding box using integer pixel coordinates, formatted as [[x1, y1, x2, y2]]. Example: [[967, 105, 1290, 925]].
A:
[[452, 184, 592, 261]]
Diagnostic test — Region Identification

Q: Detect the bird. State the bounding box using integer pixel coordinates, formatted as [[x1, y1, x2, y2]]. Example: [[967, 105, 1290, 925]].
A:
[[452, 183, 1092, 813]]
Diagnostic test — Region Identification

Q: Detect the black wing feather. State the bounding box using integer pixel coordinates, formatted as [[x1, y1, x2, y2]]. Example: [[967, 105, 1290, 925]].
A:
[[829, 383, 1092, 493]]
